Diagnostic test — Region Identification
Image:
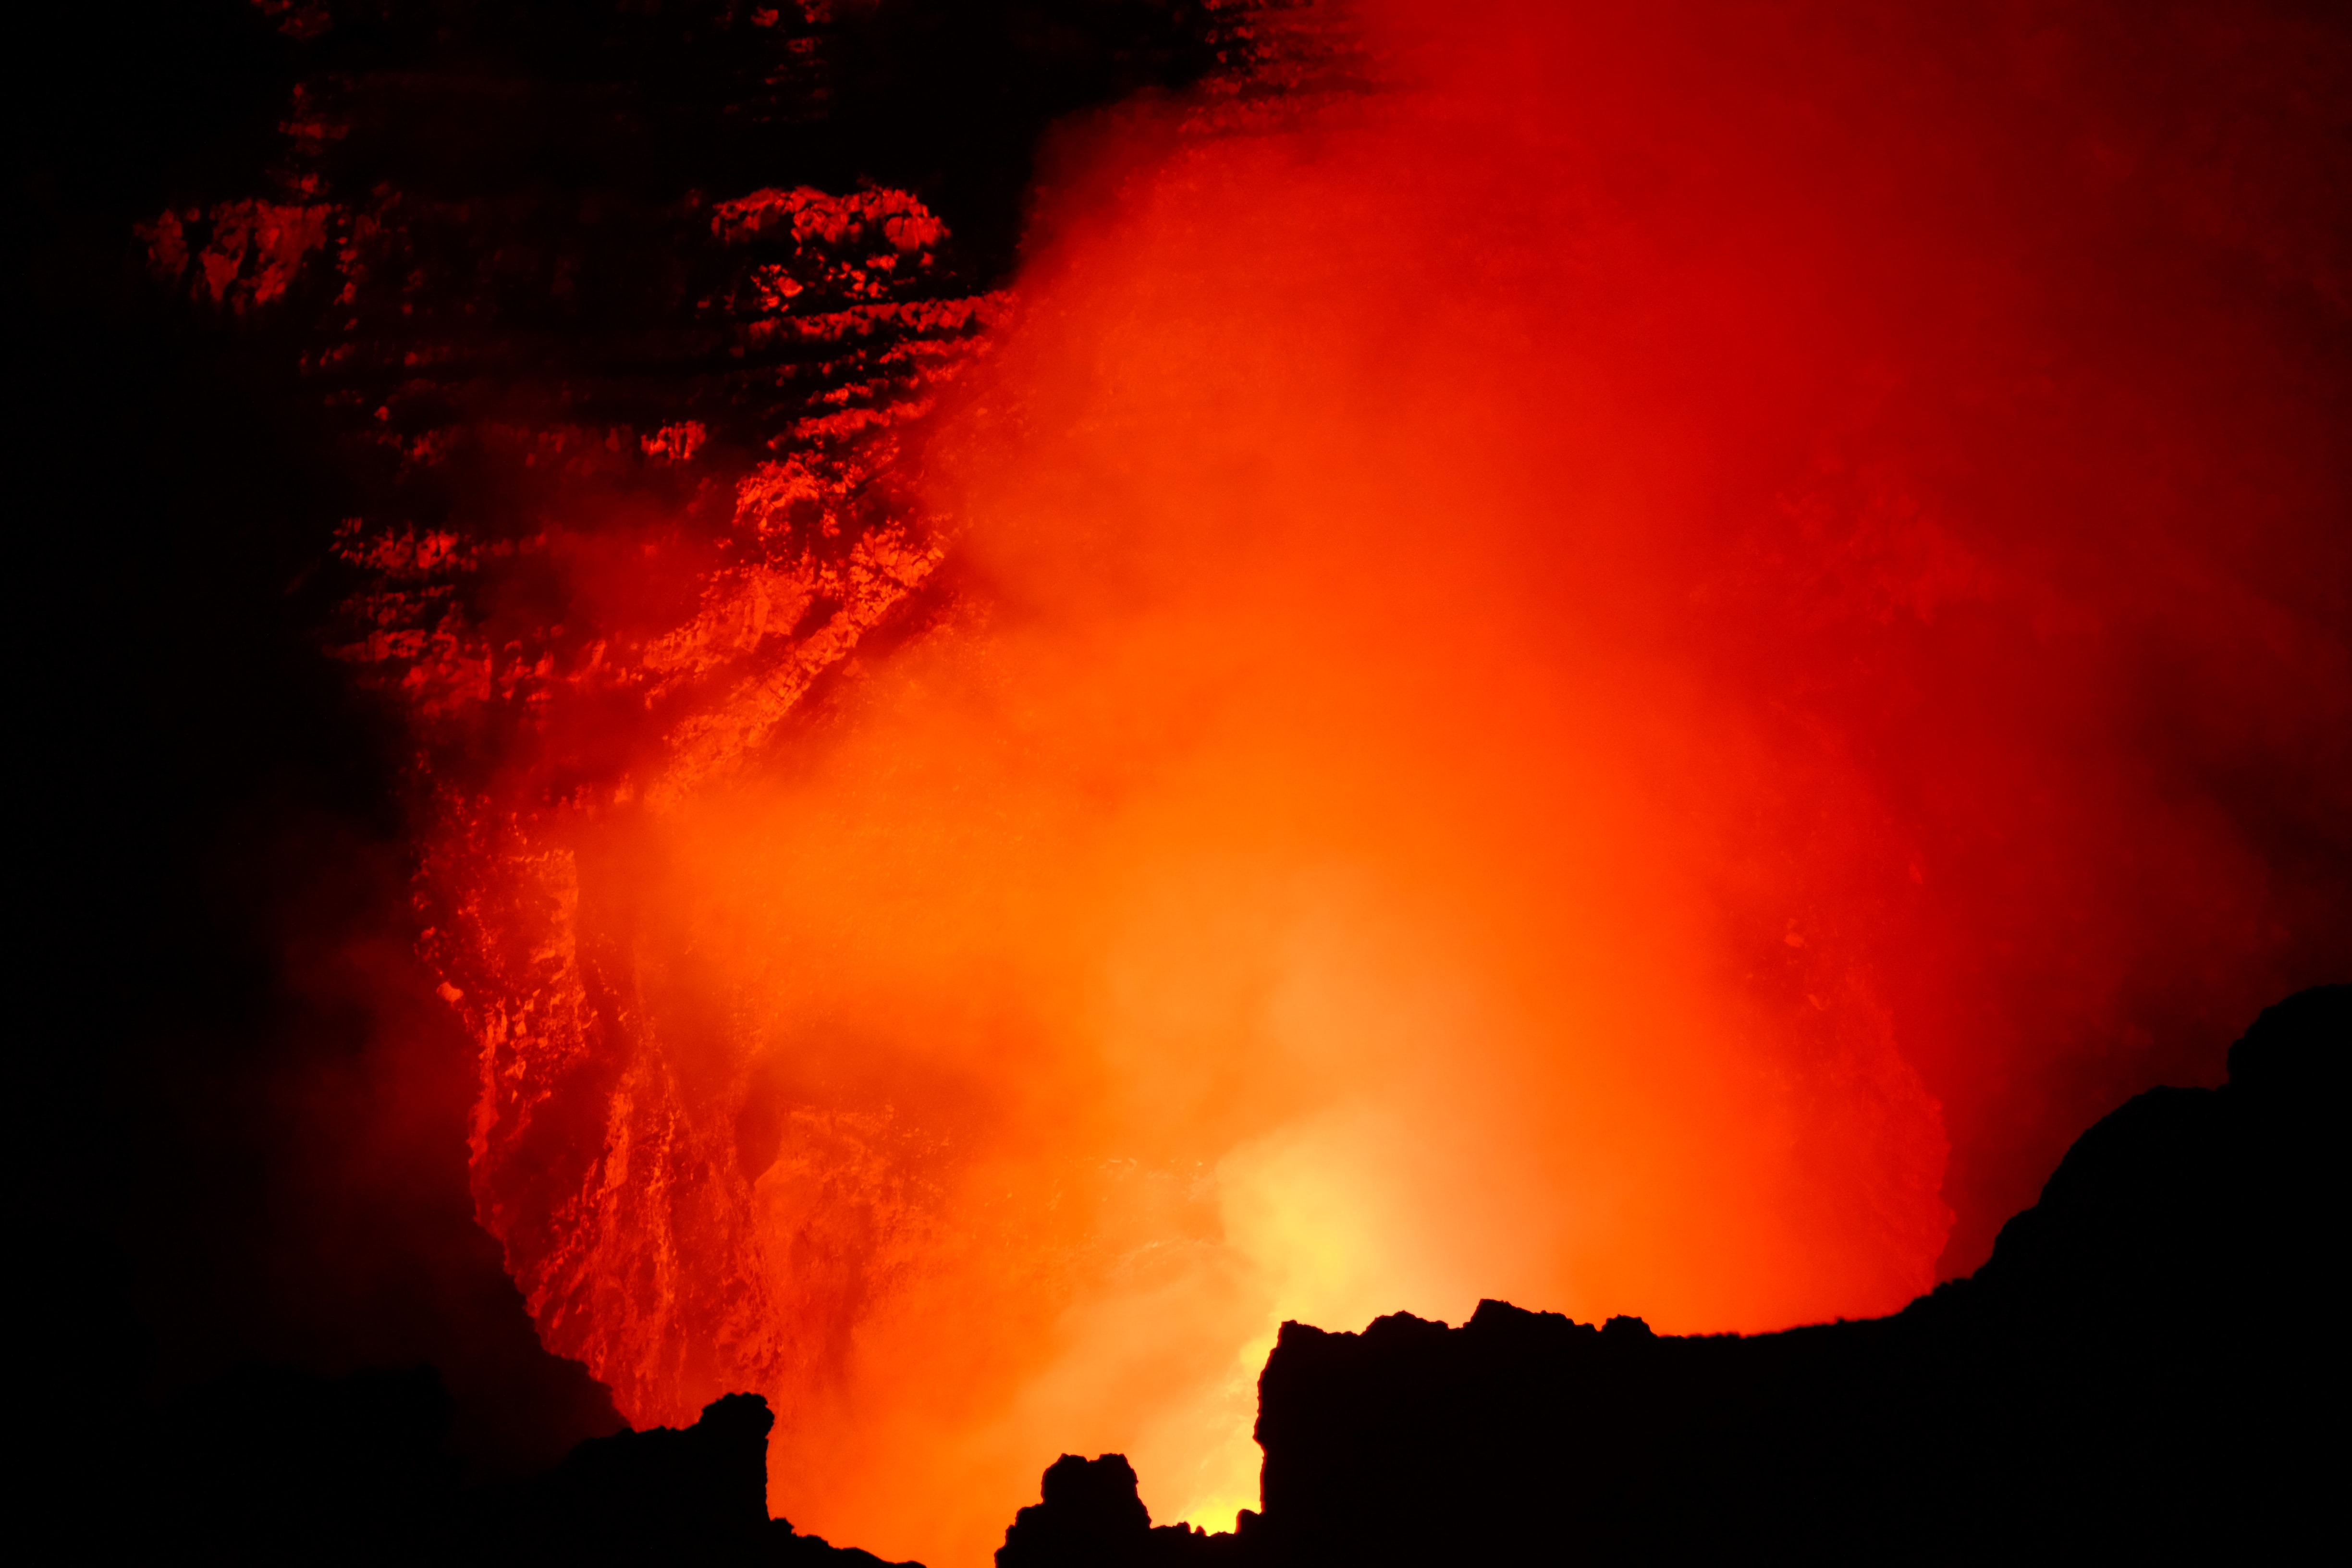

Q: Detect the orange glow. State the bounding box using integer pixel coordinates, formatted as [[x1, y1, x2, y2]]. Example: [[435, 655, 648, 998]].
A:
[[390, 5, 2352, 1565]]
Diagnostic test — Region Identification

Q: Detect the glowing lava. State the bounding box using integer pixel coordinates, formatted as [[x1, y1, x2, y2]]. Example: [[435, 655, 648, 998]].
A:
[[358, 5, 2352, 1565]]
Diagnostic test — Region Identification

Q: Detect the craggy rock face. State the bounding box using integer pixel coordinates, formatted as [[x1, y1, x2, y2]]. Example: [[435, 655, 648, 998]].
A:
[[139, 8, 1364, 1559]]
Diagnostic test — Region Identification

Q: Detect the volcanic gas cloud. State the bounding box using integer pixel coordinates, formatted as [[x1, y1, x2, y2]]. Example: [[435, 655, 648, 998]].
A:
[[363, 4, 2352, 1564]]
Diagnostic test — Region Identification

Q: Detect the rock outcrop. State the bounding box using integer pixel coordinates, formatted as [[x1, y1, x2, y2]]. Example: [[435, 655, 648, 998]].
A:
[[79, 986, 2349, 1563], [1002, 984, 2343, 1565]]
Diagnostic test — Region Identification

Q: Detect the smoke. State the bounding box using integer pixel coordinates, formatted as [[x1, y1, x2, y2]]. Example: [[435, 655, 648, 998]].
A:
[[414, 3, 2351, 1564]]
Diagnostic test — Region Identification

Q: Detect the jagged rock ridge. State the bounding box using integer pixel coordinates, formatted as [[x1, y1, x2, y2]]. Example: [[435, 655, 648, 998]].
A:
[[1000, 984, 2343, 1565], [104, 984, 2342, 1562]]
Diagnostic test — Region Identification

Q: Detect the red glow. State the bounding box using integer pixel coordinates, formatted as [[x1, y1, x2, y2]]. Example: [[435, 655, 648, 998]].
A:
[[373, 5, 2352, 1564]]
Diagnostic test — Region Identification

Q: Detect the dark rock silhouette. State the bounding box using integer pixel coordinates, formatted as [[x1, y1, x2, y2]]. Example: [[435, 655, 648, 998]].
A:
[[1002, 984, 2343, 1565], [483, 1391, 913, 1568], [70, 987, 2349, 1563], [144, 1378, 911, 1566], [997, 1454, 1248, 1568]]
